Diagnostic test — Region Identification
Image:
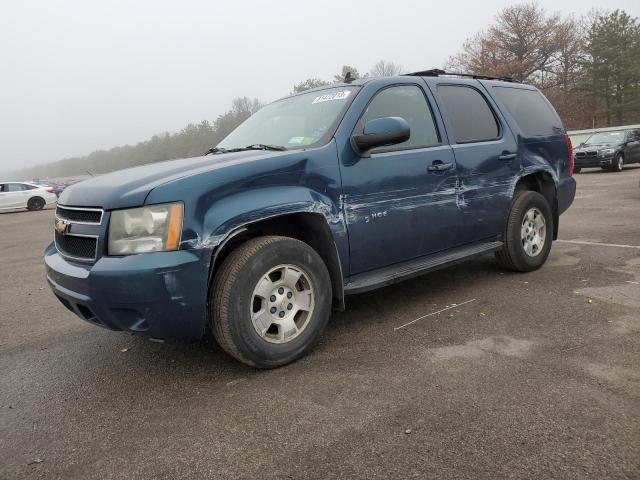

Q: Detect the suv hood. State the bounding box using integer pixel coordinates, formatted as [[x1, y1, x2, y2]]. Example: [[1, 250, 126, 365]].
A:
[[58, 150, 288, 209], [575, 143, 618, 151]]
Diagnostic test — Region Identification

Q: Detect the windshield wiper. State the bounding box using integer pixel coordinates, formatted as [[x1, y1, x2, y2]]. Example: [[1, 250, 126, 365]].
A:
[[205, 144, 287, 156], [233, 144, 287, 152], [204, 147, 228, 155]]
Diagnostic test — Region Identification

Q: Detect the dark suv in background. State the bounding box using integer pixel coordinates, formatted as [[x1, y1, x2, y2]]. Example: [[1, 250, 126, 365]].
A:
[[573, 129, 640, 173]]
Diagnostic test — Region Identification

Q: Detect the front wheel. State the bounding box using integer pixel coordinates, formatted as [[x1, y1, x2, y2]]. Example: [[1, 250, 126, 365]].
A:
[[495, 191, 553, 272], [611, 153, 624, 172], [210, 236, 332, 368], [573, 167, 581, 174]]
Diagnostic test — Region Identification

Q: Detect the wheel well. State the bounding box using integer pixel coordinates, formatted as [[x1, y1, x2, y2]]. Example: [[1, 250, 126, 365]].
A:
[[208, 213, 345, 310], [514, 173, 558, 240]]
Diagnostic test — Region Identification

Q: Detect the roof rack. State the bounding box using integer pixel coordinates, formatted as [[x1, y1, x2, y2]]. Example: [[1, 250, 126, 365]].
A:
[[404, 68, 516, 83]]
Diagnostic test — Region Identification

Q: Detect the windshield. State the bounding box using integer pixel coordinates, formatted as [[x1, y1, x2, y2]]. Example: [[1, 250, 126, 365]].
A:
[[584, 131, 626, 145], [217, 87, 357, 150]]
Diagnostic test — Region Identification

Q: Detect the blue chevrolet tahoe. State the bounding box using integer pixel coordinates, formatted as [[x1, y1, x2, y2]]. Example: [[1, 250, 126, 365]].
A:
[[45, 70, 576, 368]]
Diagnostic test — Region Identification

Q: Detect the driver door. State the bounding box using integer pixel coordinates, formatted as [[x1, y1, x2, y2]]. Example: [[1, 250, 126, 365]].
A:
[[339, 84, 460, 275]]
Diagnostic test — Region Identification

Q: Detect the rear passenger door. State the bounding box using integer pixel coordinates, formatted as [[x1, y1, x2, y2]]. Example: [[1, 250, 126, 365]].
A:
[[430, 81, 518, 244], [627, 130, 640, 162]]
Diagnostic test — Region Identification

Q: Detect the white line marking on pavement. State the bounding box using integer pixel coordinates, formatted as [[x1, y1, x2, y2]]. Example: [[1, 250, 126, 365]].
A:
[[557, 240, 640, 249], [394, 299, 476, 331]]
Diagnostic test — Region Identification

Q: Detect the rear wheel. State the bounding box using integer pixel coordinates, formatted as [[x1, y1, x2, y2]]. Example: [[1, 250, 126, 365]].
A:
[[27, 196, 45, 211], [210, 236, 332, 368], [573, 167, 581, 174], [495, 191, 553, 272]]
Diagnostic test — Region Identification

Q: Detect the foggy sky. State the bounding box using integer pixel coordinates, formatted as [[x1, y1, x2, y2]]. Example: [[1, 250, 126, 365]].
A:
[[1, 0, 639, 174]]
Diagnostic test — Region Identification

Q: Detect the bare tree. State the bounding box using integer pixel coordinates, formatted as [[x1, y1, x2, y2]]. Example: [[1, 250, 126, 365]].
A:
[[369, 60, 404, 77], [231, 97, 263, 115], [447, 3, 563, 82], [292, 78, 331, 94]]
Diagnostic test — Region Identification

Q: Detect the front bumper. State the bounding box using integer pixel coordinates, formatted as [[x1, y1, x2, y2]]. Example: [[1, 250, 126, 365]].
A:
[[45, 243, 211, 340], [574, 155, 614, 168]]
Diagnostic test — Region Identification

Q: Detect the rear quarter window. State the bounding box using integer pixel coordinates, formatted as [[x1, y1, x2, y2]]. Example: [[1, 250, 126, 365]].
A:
[[437, 85, 500, 143], [492, 87, 562, 137]]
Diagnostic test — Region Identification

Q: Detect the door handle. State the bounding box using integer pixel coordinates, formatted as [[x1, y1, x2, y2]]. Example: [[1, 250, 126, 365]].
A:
[[427, 162, 454, 172], [499, 152, 517, 161]]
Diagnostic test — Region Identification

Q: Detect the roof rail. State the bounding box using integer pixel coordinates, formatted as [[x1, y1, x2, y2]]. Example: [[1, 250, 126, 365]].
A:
[[404, 68, 516, 83]]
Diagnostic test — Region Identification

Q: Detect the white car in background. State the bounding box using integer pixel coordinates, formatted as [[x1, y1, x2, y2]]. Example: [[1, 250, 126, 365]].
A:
[[0, 182, 58, 211]]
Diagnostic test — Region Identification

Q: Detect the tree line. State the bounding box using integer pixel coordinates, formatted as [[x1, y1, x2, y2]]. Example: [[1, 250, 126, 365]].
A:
[[8, 5, 638, 180], [448, 5, 640, 130]]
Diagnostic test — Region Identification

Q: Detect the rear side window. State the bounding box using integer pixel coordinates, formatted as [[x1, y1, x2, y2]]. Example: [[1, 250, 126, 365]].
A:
[[6, 184, 26, 192], [492, 87, 562, 136], [437, 85, 500, 143]]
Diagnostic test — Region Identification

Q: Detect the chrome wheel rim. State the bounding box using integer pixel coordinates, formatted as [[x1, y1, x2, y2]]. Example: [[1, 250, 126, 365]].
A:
[[618, 156, 624, 170], [521, 207, 546, 257], [250, 264, 315, 344]]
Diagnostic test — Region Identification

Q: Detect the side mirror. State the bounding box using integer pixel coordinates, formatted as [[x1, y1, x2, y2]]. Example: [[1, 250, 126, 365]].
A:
[[352, 117, 410, 153]]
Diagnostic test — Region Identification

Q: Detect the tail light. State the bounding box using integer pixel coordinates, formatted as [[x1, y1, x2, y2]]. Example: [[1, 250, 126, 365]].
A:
[[45, 187, 54, 193], [565, 134, 574, 176]]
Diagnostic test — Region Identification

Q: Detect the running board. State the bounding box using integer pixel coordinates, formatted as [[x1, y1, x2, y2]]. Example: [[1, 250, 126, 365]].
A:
[[344, 240, 503, 295]]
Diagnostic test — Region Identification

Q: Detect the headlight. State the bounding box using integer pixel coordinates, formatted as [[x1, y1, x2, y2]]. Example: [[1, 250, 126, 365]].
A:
[[108, 202, 183, 255], [599, 148, 615, 157]]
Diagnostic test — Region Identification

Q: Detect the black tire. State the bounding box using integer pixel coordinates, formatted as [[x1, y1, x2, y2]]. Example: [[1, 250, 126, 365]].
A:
[[573, 167, 581, 174], [27, 196, 45, 211], [611, 153, 624, 172], [210, 236, 332, 368], [495, 191, 553, 272]]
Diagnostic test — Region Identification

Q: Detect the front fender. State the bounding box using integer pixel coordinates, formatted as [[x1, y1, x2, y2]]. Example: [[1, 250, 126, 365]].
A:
[[187, 186, 347, 255]]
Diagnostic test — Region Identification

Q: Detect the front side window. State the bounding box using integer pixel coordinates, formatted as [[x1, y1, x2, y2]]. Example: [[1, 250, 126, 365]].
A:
[[356, 85, 440, 149], [218, 87, 357, 150], [437, 85, 500, 143]]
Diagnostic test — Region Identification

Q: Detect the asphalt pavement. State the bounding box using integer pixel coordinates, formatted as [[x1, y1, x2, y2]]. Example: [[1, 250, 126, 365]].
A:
[[1, 167, 639, 479]]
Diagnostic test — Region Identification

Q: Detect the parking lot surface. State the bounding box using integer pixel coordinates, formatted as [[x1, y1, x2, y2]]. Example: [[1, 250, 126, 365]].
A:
[[1, 167, 639, 480]]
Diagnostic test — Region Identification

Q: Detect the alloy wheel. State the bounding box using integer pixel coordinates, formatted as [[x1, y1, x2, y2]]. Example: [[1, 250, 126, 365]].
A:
[[250, 264, 315, 344], [521, 207, 546, 257]]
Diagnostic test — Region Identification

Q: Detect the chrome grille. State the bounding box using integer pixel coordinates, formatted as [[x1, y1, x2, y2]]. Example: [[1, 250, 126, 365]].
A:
[[575, 151, 597, 158], [56, 206, 103, 224], [55, 232, 98, 261], [54, 206, 103, 261]]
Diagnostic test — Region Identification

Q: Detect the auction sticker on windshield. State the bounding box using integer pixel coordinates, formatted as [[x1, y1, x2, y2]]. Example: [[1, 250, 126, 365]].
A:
[[312, 91, 351, 104]]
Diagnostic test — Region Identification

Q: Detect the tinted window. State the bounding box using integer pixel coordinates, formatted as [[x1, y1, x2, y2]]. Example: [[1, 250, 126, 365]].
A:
[[357, 85, 439, 149], [493, 87, 562, 136], [6, 183, 26, 192], [437, 85, 499, 143]]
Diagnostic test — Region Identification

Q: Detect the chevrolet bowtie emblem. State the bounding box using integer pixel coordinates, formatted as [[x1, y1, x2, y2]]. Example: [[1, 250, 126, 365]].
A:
[[55, 218, 70, 235]]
